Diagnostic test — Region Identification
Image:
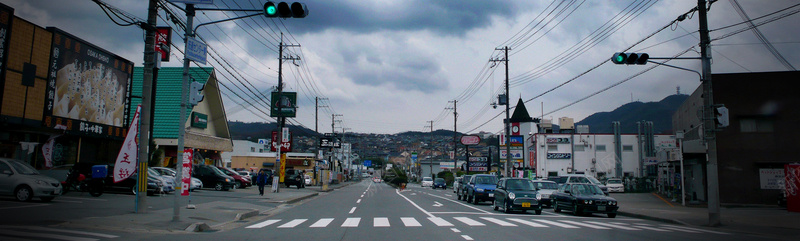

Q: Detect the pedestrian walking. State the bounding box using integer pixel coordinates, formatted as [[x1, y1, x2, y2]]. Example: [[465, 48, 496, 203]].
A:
[[257, 170, 268, 196]]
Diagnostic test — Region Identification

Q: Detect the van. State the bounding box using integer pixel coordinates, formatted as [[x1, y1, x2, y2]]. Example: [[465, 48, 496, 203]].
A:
[[192, 165, 235, 191]]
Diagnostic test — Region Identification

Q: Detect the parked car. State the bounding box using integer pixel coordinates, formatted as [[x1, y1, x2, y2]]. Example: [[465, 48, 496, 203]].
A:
[[372, 177, 382, 183], [493, 178, 543, 214], [0, 158, 62, 202], [103, 170, 164, 195], [433, 178, 446, 189], [421, 177, 433, 187], [219, 166, 252, 189], [533, 180, 559, 207], [465, 174, 498, 204], [151, 167, 202, 192], [555, 174, 609, 195], [453, 176, 462, 193], [192, 165, 235, 191], [605, 178, 624, 193], [147, 168, 175, 193], [304, 175, 312, 185], [456, 175, 472, 200], [284, 169, 305, 188], [552, 183, 618, 218]]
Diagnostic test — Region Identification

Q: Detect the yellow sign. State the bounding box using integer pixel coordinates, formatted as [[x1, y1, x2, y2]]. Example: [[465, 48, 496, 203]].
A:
[[279, 153, 287, 182]]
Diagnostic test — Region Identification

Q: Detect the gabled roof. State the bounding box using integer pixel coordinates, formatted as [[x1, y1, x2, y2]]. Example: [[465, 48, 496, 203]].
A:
[[130, 67, 222, 140]]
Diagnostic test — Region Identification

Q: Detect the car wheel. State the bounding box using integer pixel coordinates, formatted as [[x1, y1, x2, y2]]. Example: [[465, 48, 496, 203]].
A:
[[535, 209, 542, 215], [15, 186, 33, 202], [473, 196, 480, 204], [493, 200, 499, 211], [504, 201, 512, 214], [215, 182, 224, 191], [607, 213, 617, 218], [131, 186, 138, 195], [235, 181, 242, 189], [573, 202, 582, 216], [40, 197, 55, 202], [457, 193, 462, 200], [554, 201, 561, 213]]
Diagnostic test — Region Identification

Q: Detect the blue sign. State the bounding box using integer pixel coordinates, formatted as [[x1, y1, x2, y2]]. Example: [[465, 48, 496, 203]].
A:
[[186, 37, 207, 65], [363, 160, 372, 167]]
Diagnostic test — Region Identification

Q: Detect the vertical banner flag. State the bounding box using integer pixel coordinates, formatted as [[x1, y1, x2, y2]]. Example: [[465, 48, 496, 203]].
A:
[[113, 105, 141, 183], [181, 148, 193, 196], [41, 135, 61, 168], [279, 153, 287, 182]]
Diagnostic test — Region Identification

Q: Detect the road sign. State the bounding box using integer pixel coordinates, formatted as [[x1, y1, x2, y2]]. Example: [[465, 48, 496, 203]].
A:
[[258, 139, 268, 145], [363, 160, 371, 167], [185, 37, 207, 65]]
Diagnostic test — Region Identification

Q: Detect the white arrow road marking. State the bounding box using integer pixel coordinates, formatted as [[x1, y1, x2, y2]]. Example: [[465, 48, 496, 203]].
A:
[[433, 201, 443, 207]]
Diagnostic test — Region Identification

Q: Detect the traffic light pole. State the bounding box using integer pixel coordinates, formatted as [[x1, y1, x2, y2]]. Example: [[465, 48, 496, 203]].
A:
[[491, 46, 511, 178], [698, 0, 721, 227]]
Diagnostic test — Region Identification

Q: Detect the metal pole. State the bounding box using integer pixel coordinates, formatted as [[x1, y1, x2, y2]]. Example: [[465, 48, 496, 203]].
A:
[[503, 46, 511, 178], [698, 0, 720, 226], [138, 0, 158, 215], [174, 3, 195, 221]]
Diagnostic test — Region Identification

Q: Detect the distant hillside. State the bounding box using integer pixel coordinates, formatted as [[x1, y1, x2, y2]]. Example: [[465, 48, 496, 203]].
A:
[[228, 121, 319, 140], [396, 129, 462, 137], [575, 94, 687, 134]]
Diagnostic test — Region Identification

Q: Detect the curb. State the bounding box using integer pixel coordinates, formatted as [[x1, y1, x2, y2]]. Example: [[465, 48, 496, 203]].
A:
[[185, 222, 211, 232], [287, 192, 319, 204], [235, 210, 261, 221], [616, 211, 686, 225]]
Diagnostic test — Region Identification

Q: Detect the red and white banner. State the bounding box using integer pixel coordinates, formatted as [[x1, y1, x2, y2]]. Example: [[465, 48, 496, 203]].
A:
[[113, 105, 141, 183], [181, 148, 193, 196], [41, 135, 61, 168]]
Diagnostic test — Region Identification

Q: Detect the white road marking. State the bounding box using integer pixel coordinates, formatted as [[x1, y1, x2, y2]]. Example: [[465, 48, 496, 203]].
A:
[[586, 221, 641, 230], [461, 235, 474, 240], [507, 218, 548, 227], [401, 217, 422, 227], [450, 228, 461, 233], [357, 199, 361, 203], [454, 217, 485, 226], [246, 219, 280, 228], [433, 201, 443, 207], [480, 217, 517, 227], [531, 219, 579, 228], [60, 196, 108, 201], [349, 207, 357, 214], [374, 217, 390, 227], [309, 218, 334, 228], [632, 225, 672, 232], [396, 189, 435, 218], [659, 226, 701, 233], [0, 230, 97, 241], [558, 220, 611, 229], [661, 224, 729, 234], [428, 217, 454, 226], [341, 218, 361, 227], [0, 226, 118, 238], [278, 219, 307, 228]]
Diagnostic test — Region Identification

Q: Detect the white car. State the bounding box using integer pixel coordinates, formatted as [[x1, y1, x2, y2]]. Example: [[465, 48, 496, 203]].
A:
[[606, 178, 625, 193], [0, 158, 62, 202], [421, 177, 433, 187], [304, 175, 312, 185]]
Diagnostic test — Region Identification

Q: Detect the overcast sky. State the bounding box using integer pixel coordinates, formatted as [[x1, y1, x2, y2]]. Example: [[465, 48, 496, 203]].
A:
[[9, 0, 800, 134]]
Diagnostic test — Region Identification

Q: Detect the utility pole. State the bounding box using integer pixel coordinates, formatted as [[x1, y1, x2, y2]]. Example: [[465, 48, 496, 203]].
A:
[[698, 0, 720, 227], [138, 0, 158, 214], [491, 46, 511, 177], [446, 100, 457, 171], [315, 97, 328, 134], [332, 114, 342, 172], [426, 121, 434, 178], [275, 33, 301, 193], [174, 3, 196, 221]]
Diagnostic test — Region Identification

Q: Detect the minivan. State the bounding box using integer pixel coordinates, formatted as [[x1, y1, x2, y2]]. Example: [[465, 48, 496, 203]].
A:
[[192, 165, 235, 191]]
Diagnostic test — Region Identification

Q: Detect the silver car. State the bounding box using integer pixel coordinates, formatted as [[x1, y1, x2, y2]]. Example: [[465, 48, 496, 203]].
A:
[[152, 167, 202, 191], [0, 158, 62, 202]]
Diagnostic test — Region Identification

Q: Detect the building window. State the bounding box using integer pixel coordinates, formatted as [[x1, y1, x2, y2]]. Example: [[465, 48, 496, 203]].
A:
[[740, 118, 774, 133], [574, 145, 585, 152], [623, 145, 633, 152], [251, 147, 256, 152], [596, 145, 606, 152], [548, 145, 558, 151], [548, 171, 558, 177]]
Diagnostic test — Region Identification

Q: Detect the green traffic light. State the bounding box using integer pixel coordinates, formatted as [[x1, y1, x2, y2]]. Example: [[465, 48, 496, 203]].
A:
[[266, 6, 277, 16], [615, 55, 624, 63]]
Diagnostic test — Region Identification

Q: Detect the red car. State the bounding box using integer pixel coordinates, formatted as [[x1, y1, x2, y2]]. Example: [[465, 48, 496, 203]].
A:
[[219, 167, 252, 189]]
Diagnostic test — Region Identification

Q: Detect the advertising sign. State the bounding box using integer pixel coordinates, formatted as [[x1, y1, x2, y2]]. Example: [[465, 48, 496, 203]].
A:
[[319, 136, 341, 148], [759, 169, 784, 189], [460, 135, 481, 145], [270, 92, 297, 117], [547, 153, 572, 159], [44, 28, 132, 138], [113, 105, 140, 183], [0, 5, 12, 86], [279, 153, 287, 182], [185, 36, 207, 65], [363, 160, 371, 167], [271, 131, 292, 152], [500, 135, 524, 146], [547, 137, 571, 144], [786, 164, 800, 213], [468, 156, 488, 171], [191, 112, 207, 128], [500, 147, 523, 160], [440, 162, 455, 169], [181, 148, 193, 196], [155, 27, 171, 62]]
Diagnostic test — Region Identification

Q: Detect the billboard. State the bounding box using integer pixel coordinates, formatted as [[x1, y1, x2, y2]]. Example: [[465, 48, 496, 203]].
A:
[[270, 92, 297, 117], [43, 28, 132, 138]]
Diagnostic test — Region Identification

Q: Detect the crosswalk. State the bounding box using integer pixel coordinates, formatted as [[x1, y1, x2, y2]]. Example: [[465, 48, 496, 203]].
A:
[[0, 225, 119, 241], [245, 216, 729, 235]]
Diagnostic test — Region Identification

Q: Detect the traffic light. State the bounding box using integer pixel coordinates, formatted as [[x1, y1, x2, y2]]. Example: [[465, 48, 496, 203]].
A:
[[611, 52, 649, 65], [189, 81, 205, 106], [715, 105, 729, 128], [264, 2, 308, 18]]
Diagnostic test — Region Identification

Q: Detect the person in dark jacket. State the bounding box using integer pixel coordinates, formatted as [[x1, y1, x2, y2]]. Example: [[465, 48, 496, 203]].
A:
[[257, 170, 268, 196]]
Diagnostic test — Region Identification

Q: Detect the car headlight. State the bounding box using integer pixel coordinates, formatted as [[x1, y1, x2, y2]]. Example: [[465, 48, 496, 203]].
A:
[[583, 200, 594, 205], [226, 178, 231, 182], [508, 192, 516, 199], [610, 201, 617, 206], [536, 193, 542, 200], [476, 188, 484, 192]]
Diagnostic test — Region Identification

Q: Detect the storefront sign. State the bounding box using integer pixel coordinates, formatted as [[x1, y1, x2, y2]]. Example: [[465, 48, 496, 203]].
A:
[[271, 130, 292, 152], [460, 135, 481, 145], [760, 169, 784, 190], [270, 92, 297, 117], [0, 5, 13, 86], [468, 157, 488, 171], [500, 135, 524, 146], [44, 28, 132, 138], [547, 153, 572, 159], [181, 148, 193, 196], [155, 27, 171, 62], [546, 137, 570, 144], [440, 162, 455, 169], [191, 112, 208, 128]]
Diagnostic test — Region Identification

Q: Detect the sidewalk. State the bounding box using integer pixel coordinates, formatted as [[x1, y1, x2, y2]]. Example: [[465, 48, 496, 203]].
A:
[[612, 192, 800, 240], [55, 181, 357, 234]]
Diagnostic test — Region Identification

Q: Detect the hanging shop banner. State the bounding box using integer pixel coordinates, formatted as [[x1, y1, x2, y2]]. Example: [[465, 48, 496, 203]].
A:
[[113, 105, 140, 183], [270, 92, 297, 117], [41, 134, 62, 169], [43, 27, 132, 139], [181, 148, 193, 196], [0, 5, 13, 86], [155, 26, 171, 62]]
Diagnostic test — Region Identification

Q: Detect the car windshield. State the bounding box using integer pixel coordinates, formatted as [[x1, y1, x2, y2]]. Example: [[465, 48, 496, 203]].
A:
[[434, 178, 445, 183], [148, 168, 162, 177], [587, 176, 602, 185], [423, 177, 432, 182], [535, 182, 559, 190], [506, 179, 535, 190], [607, 179, 622, 184], [571, 184, 604, 195], [475, 176, 497, 185], [7, 160, 39, 175]]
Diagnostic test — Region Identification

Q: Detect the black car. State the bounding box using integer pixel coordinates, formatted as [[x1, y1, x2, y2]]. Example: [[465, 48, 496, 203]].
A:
[[552, 183, 619, 218], [192, 165, 235, 191], [493, 178, 543, 214], [284, 169, 305, 189], [432, 178, 446, 189], [456, 175, 472, 200]]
